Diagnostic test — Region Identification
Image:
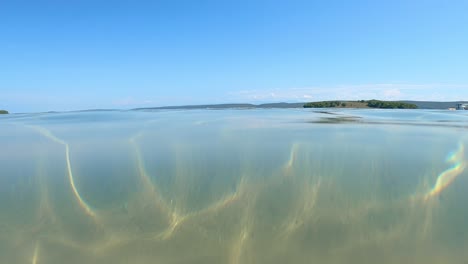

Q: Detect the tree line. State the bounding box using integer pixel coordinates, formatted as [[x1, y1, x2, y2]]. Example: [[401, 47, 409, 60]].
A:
[[365, 100, 417, 109], [303, 101, 346, 108], [303, 100, 417, 109]]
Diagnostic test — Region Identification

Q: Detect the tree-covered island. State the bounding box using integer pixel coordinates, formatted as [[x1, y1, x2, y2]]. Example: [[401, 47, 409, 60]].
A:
[[0, 110, 8, 114], [303, 100, 418, 109]]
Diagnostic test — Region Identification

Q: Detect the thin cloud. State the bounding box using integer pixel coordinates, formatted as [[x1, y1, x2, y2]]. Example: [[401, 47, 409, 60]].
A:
[[229, 84, 468, 103]]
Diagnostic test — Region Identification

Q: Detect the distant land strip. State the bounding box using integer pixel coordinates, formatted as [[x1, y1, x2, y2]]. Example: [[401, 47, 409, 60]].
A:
[[303, 100, 417, 109], [133, 102, 305, 110], [133, 100, 467, 111], [4, 100, 468, 114]]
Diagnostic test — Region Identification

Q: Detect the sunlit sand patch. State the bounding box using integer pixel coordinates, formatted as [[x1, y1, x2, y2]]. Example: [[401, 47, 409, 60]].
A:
[[90, 176, 252, 256], [278, 170, 436, 257], [39, 234, 92, 253], [283, 138, 458, 254], [32, 242, 39, 264], [392, 142, 466, 243], [278, 142, 332, 238], [314, 198, 423, 260], [405, 172, 437, 236], [129, 133, 173, 217], [18, 126, 254, 255], [158, 176, 250, 240], [29, 235, 100, 264], [87, 134, 253, 253], [421, 198, 438, 237], [424, 142, 466, 201], [26, 125, 97, 219], [336, 149, 463, 250], [129, 134, 187, 240], [396, 142, 468, 239], [7, 147, 115, 259], [279, 178, 322, 238], [229, 227, 249, 264], [130, 134, 253, 241], [149, 173, 248, 241], [229, 190, 257, 264], [23, 154, 59, 237], [20, 125, 135, 260], [33, 152, 65, 233], [10, 152, 71, 258], [283, 142, 300, 176]]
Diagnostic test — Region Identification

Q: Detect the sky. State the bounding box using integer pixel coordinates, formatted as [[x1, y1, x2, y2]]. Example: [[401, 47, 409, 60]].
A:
[[1, 0, 468, 113]]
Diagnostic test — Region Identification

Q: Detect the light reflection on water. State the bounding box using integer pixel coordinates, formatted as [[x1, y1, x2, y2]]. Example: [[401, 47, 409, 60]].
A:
[[0, 109, 467, 263]]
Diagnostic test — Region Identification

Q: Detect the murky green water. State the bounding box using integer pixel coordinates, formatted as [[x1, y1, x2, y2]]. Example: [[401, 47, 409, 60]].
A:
[[1, 109, 468, 263]]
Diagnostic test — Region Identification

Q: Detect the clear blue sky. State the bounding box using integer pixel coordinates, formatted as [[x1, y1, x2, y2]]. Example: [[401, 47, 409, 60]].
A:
[[1, 0, 468, 113]]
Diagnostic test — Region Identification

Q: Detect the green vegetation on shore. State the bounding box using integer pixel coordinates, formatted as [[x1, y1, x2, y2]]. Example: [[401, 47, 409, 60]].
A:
[[303, 101, 347, 108], [0, 110, 8, 114], [366, 100, 417, 109], [304, 100, 418, 109]]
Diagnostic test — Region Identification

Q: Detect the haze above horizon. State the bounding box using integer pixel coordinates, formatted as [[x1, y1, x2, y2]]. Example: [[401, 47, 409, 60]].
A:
[[1, 0, 468, 113]]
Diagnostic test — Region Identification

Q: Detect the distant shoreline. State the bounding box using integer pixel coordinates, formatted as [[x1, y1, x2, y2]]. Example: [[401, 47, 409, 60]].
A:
[[134, 100, 467, 111], [303, 100, 417, 109], [4, 100, 467, 114]]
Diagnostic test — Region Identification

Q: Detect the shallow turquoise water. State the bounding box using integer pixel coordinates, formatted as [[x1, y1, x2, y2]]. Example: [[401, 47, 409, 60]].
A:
[[1, 109, 467, 263]]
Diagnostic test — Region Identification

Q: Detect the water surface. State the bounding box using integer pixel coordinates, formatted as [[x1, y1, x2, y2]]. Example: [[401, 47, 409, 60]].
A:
[[1, 109, 467, 263]]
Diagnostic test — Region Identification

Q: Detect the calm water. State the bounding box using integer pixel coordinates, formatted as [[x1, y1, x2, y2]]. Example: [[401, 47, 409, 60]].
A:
[[1, 109, 468, 263]]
